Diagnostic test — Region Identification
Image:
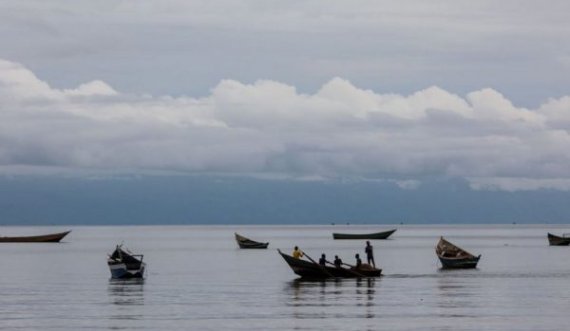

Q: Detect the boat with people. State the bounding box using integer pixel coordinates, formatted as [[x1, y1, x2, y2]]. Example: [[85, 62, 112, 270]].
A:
[[235, 233, 269, 249], [332, 229, 397, 240], [435, 237, 481, 269], [278, 249, 381, 278], [547, 233, 570, 246], [107, 245, 146, 279], [0, 230, 71, 243]]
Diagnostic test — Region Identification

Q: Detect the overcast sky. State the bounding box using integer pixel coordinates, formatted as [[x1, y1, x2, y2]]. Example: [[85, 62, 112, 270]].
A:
[[1, 1, 570, 192]]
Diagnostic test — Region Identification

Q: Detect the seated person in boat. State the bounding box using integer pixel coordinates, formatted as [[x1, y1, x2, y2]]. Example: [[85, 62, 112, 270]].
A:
[[334, 255, 343, 268], [319, 253, 327, 266], [292, 246, 304, 259], [355, 253, 362, 269]]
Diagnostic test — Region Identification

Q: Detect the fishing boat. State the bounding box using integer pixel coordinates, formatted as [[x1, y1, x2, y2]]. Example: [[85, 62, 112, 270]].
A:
[[0, 230, 71, 243], [235, 233, 269, 249], [107, 245, 146, 279], [547, 233, 570, 246], [332, 229, 397, 240], [277, 249, 381, 278], [435, 237, 480, 269]]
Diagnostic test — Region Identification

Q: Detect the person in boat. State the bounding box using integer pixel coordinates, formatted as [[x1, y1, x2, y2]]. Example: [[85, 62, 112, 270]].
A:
[[365, 241, 375, 268], [355, 253, 362, 269], [319, 253, 327, 266], [292, 246, 304, 259], [333, 255, 343, 268]]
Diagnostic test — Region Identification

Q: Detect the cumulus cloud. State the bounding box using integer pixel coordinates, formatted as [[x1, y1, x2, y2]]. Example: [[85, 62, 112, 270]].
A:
[[1, 59, 570, 191]]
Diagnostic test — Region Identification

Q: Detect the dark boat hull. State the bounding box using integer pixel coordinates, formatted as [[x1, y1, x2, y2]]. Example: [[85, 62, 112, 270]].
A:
[[0, 230, 71, 243], [332, 229, 397, 240], [238, 241, 269, 249], [108, 261, 146, 279], [278, 250, 381, 278], [435, 237, 480, 269], [108, 246, 146, 279], [438, 256, 480, 269], [547, 233, 570, 246], [235, 233, 269, 249]]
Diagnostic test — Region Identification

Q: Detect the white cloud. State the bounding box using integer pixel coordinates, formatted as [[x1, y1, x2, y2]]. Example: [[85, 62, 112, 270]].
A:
[[1, 59, 570, 191], [64, 80, 117, 97], [469, 177, 570, 192], [394, 180, 421, 190], [0, 59, 117, 100]]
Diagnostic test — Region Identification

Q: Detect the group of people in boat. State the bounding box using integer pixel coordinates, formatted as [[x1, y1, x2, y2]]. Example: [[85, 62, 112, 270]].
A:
[[292, 240, 377, 270]]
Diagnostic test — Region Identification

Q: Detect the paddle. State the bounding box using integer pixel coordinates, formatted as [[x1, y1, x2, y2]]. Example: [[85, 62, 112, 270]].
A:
[[340, 262, 367, 277], [303, 252, 335, 278], [326, 260, 366, 278]]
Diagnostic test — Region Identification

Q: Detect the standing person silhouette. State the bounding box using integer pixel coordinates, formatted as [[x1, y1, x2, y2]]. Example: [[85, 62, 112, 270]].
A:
[[365, 241, 375, 268]]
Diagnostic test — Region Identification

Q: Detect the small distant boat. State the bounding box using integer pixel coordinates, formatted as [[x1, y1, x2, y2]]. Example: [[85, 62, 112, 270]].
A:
[[0, 230, 71, 243], [435, 237, 480, 269], [235, 233, 269, 249], [277, 249, 381, 278], [332, 229, 397, 240], [107, 245, 146, 279], [547, 233, 570, 246]]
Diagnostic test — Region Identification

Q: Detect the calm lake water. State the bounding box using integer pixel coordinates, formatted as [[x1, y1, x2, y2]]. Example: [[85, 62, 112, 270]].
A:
[[0, 224, 569, 330]]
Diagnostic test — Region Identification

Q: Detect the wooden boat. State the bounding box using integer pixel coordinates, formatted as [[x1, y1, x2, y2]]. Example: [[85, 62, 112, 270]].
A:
[[277, 249, 381, 278], [332, 229, 397, 240], [235, 233, 269, 249], [0, 230, 71, 243], [547, 233, 570, 246], [107, 245, 146, 279], [435, 237, 480, 269]]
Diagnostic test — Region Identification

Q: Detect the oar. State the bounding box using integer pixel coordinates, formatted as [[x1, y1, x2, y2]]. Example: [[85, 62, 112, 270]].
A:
[[327, 260, 366, 278], [303, 252, 335, 278], [340, 262, 367, 277]]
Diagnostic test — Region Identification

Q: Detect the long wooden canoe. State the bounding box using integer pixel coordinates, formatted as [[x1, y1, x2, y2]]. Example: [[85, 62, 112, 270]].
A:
[[0, 230, 71, 243], [278, 249, 381, 278], [547, 233, 570, 246], [235, 233, 269, 249], [435, 237, 480, 269], [332, 229, 397, 240]]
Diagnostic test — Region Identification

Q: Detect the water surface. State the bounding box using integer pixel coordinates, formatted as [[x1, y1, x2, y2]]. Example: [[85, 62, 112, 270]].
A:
[[0, 224, 568, 330]]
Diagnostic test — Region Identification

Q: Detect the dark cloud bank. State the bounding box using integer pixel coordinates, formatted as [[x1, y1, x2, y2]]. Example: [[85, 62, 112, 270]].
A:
[[1, 176, 569, 225]]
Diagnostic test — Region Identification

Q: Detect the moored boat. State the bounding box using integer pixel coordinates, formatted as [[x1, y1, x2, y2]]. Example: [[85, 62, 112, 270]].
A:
[[107, 245, 146, 279], [0, 230, 71, 243], [277, 249, 381, 278], [235, 233, 269, 249], [332, 229, 397, 240], [547, 233, 570, 246], [435, 237, 480, 269]]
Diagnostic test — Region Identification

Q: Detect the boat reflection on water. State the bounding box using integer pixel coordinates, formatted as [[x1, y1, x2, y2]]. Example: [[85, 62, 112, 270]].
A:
[[435, 271, 481, 318], [285, 278, 377, 320], [356, 278, 376, 309], [436, 269, 480, 298], [107, 279, 145, 324], [108, 279, 144, 306]]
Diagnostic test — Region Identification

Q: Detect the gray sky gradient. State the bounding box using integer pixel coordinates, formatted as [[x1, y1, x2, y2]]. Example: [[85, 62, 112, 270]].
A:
[[1, 1, 569, 105], [1, 1, 570, 192]]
